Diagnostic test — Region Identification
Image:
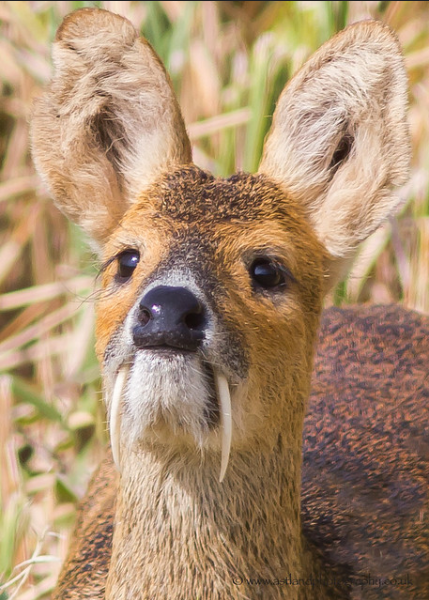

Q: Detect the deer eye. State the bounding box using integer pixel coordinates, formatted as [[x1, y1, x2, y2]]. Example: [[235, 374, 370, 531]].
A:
[[249, 259, 290, 291], [117, 250, 140, 279]]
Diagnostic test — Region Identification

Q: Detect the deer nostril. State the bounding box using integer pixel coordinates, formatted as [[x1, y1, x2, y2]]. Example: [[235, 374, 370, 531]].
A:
[[185, 310, 205, 330], [138, 307, 152, 326]]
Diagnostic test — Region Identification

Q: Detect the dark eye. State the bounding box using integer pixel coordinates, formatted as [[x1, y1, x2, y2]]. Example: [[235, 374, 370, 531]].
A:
[[117, 250, 140, 279], [249, 259, 288, 290]]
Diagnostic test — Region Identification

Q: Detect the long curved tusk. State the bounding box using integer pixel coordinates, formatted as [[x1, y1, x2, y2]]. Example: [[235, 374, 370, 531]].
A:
[[214, 370, 232, 483], [110, 363, 130, 473]]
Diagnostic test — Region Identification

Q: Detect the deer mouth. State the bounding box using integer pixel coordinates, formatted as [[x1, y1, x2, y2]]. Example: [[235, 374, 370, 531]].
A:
[[108, 355, 232, 482]]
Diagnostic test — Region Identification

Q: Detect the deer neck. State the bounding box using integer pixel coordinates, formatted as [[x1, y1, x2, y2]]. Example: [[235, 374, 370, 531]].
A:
[[106, 436, 306, 600]]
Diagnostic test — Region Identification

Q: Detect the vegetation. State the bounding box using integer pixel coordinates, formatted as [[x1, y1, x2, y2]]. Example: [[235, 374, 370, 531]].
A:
[[0, 1, 428, 598]]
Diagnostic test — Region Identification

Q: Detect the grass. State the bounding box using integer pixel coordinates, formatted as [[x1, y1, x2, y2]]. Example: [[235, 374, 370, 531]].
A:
[[0, 1, 428, 598]]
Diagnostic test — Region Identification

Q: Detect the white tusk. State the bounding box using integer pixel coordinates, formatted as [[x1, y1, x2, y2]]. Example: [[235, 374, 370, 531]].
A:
[[214, 370, 232, 483], [110, 363, 130, 474]]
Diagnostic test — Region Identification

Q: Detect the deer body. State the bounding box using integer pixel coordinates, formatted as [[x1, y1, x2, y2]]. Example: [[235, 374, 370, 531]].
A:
[[31, 8, 429, 599], [51, 305, 429, 600]]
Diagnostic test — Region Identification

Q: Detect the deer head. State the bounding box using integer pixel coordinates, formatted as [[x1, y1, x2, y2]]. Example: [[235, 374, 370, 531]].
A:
[[31, 9, 410, 486]]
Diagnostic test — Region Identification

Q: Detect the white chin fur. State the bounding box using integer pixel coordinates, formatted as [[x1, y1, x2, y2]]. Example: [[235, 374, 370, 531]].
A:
[[108, 355, 232, 482]]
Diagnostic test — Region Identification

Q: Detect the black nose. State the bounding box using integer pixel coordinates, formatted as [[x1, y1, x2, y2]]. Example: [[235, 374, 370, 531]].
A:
[[132, 286, 207, 351]]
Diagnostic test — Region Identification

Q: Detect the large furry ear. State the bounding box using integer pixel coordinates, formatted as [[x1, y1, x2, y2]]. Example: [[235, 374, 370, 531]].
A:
[[31, 8, 192, 246], [259, 20, 410, 285]]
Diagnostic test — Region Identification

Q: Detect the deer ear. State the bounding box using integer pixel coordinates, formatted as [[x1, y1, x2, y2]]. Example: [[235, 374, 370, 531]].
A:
[[259, 20, 410, 285], [31, 8, 191, 247]]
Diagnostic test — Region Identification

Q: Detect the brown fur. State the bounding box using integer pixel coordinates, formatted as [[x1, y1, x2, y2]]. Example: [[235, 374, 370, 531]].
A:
[[30, 8, 428, 600]]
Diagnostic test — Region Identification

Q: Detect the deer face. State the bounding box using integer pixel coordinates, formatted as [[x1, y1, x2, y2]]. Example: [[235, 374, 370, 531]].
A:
[[31, 8, 410, 479], [95, 167, 325, 470]]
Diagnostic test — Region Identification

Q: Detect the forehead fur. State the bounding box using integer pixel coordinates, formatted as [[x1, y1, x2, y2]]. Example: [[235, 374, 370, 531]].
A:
[[137, 165, 309, 226]]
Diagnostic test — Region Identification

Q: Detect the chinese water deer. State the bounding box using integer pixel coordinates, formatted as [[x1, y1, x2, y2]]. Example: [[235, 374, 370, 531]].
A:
[[31, 8, 429, 600]]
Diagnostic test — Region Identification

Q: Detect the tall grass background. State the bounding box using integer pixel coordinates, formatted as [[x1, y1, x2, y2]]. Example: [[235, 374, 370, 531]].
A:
[[0, 1, 428, 598]]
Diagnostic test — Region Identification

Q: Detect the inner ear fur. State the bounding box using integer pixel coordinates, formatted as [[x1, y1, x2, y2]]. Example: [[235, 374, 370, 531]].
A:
[[31, 8, 192, 247], [259, 20, 411, 285]]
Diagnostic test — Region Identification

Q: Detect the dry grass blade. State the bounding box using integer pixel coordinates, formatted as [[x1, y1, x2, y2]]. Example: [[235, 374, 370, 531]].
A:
[[188, 108, 252, 139], [0, 277, 94, 311], [0, 176, 40, 204]]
